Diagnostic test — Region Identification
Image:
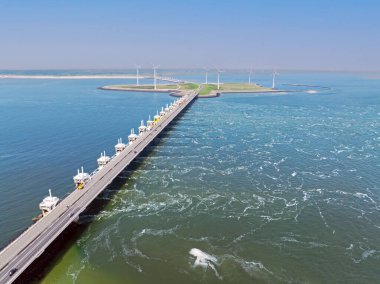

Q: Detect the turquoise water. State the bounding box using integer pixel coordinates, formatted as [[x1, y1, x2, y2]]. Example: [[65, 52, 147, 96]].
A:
[[0, 72, 379, 283]]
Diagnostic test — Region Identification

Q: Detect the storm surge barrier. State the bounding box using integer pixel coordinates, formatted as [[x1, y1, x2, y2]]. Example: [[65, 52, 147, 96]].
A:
[[0, 90, 198, 283]]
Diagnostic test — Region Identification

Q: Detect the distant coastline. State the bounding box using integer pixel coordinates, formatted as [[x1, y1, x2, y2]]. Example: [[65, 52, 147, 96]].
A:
[[0, 74, 138, 80], [99, 85, 173, 93]]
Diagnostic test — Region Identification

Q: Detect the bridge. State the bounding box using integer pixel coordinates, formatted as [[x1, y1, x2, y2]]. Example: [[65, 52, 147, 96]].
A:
[[0, 89, 199, 283]]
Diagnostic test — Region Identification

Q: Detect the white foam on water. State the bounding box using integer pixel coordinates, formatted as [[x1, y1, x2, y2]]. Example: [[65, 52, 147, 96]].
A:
[[302, 188, 324, 202], [315, 188, 323, 194], [189, 248, 221, 279], [351, 247, 379, 264], [315, 203, 335, 234], [306, 90, 318, 94], [187, 236, 210, 242], [121, 241, 148, 272], [243, 112, 251, 118], [308, 241, 328, 248], [265, 174, 278, 181], [361, 249, 376, 260], [0, 154, 15, 159], [251, 193, 266, 207], [353, 192, 376, 204], [242, 205, 255, 214], [273, 157, 287, 172], [346, 244, 354, 250], [241, 260, 268, 273], [260, 215, 282, 222], [331, 168, 340, 176], [67, 264, 86, 284], [286, 199, 298, 207], [123, 254, 144, 272], [280, 236, 299, 243], [335, 190, 349, 196], [192, 138, 199, 144], [132, 226, 178, 242], [221, 254, 276, 280]]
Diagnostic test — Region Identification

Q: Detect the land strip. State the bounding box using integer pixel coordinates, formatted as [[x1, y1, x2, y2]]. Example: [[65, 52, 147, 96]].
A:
[[100, 82, 287, 98]]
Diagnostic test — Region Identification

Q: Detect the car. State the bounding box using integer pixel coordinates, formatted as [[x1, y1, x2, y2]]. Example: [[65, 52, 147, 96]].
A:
[[9, 268, 18, 276]]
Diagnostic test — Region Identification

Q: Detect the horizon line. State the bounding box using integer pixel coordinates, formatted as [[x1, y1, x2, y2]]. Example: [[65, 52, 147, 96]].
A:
[[0, 67, 379, 73]]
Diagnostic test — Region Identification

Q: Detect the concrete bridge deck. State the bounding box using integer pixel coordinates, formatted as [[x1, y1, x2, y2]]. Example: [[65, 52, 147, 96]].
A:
[[0, 90, 198, 283]]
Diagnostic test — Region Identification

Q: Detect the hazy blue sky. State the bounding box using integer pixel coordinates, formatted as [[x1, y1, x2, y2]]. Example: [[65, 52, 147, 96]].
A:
[[0, 0, 379, 70]]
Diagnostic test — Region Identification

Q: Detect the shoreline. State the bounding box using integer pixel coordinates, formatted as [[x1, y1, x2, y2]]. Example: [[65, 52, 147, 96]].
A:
[[0, 74, 139, 80], [98, 85, 176, 93], [197, 89, 291, 98], [100, 85, 292, 98]]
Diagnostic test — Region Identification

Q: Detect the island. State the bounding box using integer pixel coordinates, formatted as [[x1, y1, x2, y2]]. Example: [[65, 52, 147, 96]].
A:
[[99, 82, 287, 98]]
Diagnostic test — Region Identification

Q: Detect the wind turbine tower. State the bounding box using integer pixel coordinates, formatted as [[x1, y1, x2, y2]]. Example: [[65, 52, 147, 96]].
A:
[[136, 65, 141, 86], [217, 69, 223, 90], [204, 68, 209, 84], [248, 69, 253, 85], [272, 69, 278, 89], [153, 65, 159, 90]]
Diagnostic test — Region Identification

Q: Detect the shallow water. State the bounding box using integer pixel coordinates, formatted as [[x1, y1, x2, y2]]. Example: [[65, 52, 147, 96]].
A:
[[0, 71, 379, 283]]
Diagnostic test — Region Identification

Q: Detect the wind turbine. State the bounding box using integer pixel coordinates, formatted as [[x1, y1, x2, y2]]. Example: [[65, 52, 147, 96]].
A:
[[216, 68, 224, 90], [153, 64, 159, 90], [135, 65, 141, 86], [272, 69, 279, 89], [248, 69, 253, 85], [204, 68, 209, 84]]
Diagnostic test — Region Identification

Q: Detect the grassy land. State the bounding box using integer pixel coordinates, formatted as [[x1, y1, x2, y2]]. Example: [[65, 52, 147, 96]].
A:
[[199, 84, 218, 95], [178, 83, 199, 90], [198, 83, 271, 95], [220, 83, 272, 91], [105, 82, 273, 96]]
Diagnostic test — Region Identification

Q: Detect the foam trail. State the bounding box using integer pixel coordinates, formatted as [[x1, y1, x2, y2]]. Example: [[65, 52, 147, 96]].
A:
[[306, 90, 318, 94], [189, 248, 221, 279]]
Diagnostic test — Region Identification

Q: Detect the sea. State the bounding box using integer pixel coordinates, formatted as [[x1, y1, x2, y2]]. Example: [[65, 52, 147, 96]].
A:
[[0, 70, 379, 283]]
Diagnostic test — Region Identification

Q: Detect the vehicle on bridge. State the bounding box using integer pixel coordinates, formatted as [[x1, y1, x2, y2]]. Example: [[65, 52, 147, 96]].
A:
[[8, 268, 18, 276]]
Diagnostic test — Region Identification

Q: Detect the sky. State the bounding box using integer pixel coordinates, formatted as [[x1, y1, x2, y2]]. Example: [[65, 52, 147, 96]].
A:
[[0, 0, 379, 71]]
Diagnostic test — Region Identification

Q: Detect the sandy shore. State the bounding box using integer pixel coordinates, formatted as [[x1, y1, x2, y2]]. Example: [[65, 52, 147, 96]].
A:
[[100, 85, 199, 98], [99, 85, 176, 92], [0, 74, 139, 80], [197, 89, 291, 98], [219, 89, 290, 94]]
